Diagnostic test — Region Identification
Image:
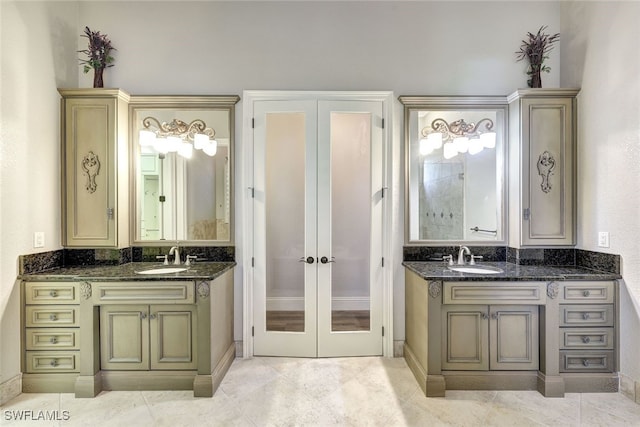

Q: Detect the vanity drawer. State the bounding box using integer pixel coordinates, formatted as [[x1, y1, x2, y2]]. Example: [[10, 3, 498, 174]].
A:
[[25, 306, 79, 327], [25, 282, 79, 305], [92, 281, 194, 304], [25, 328, 80, 350], [560, 350, 614, 373], [25, 351, 79, 373], [443, 282, 546, 305], [560, 328, 614, 349], [559, 305, 614, 327], [559, 282, 614, 304]]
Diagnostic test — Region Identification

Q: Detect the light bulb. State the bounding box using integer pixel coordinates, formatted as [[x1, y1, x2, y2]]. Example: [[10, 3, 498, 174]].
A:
[[468, 138, 484, 155], [453, 136, 469, 153], [427, 132, 443, 149], [166, 136, 181, 152], [443, 142, 458, 159], [203, 141, 218, 156], [480, 132, 496, 148], [194, 133, 209, 150], [153, 137, 169, 154], [139, 129, 156, 147], [419, 138, 434, 155]]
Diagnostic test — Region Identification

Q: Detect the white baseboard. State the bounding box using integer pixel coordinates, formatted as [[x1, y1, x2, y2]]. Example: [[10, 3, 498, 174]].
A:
[[0, 373, 22, 405], [266, 297, 370, 311]]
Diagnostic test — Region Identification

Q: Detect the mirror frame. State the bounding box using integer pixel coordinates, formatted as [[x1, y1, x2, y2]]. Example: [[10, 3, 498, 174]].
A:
[[400, 95, 508, 246], [129, 95, 240, 246]]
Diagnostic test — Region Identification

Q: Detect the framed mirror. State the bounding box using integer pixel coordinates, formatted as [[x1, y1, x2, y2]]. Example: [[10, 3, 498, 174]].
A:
[[400, 96, 508, 245], [129, 95, 240, 245]]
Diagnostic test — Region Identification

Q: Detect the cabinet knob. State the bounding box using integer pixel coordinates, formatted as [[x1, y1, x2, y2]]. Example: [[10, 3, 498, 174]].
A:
[[583, 290, 591, 297], [582, 336, 591, 344], [582, 312, 590, 320], [49, 290, 58, 297], [50, 359, 59, 367], [481, 313, 489, 320], [140, 313, 147, 320], [149, 314, 157, 320], [582, 359, 590, 367], [50, 336, 58, 344], [49, 314, 58, 321], [491, 313, 498, 320]]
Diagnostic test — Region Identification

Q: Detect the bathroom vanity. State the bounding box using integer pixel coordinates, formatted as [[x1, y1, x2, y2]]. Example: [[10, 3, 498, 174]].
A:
[[20, 262, 234, 398], [404, 261, 620, 398]]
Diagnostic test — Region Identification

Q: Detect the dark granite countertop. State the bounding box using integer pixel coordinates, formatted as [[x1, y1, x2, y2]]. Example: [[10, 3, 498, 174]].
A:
[[403, 261, 622, 282], [19, 261, 235, 282]]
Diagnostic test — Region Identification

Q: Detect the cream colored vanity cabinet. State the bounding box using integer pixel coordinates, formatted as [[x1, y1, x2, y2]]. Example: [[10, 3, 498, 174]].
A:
[[442, 305, 539, 371], [59, 88, 130, 248], [21, 281, 81, 392], [508, 89, 579, 246], [100, 304, 197, 370]]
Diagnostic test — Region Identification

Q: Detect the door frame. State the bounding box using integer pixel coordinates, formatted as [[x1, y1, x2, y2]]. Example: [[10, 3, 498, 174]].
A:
[[241, 90, 394, 358]]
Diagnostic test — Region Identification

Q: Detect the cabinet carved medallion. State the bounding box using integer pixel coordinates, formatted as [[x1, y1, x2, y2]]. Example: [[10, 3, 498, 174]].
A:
[[428, 281, 442, 299], [537, 151, 556, 193], [81, 151, 101, 193], [197, 282, 210, 299], [547, 281, 559, 299], [80, 282, 92, 300]]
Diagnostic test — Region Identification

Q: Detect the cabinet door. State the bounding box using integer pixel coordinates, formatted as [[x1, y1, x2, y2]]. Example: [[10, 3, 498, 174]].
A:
[[100, 305, 149, 370], [489, 305, 539, 370], [521, 96, 575, 245], [441, 305, 488, 371], [150, 305, 197, 370]]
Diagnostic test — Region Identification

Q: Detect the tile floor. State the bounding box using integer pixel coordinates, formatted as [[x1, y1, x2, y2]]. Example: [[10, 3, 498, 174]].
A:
[[2, 357, 640, 426]]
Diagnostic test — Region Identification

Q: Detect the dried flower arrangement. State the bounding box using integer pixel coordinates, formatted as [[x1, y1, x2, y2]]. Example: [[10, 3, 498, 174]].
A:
[[78, 26, 116, 88], [515, 26, 560, 88]]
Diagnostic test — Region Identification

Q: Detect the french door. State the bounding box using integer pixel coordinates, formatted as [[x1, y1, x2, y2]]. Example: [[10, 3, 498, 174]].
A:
[[252, 98, 385, 357]]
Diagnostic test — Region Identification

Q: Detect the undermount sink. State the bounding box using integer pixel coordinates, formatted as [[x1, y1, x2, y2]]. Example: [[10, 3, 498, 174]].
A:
[[448, 265, 503, 274], [136, 267, 189, 275]]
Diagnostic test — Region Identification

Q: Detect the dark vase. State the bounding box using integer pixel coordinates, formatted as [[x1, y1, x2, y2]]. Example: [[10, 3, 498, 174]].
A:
[[528, 67, 542, 88], [93, 67, 104, 88]]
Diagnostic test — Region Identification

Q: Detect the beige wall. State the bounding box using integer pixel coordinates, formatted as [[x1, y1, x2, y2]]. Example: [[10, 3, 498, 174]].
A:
[[1, 0, 564, 390], [560, 1, 640, 389]]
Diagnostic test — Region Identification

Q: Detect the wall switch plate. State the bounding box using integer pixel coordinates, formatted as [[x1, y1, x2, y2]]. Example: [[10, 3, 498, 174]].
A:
[[598, 231, 610, 248], [34, 232, 45, 248]]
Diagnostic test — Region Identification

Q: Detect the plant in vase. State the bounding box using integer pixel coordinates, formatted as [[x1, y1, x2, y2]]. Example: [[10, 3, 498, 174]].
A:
[[515, 26, 559, 88], [78, 26, 116, 88]]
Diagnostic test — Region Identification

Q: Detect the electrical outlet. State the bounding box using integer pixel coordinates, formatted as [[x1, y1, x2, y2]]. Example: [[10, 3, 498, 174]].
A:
[[598, 231, 610, 248], [34, 232, 45, 248]]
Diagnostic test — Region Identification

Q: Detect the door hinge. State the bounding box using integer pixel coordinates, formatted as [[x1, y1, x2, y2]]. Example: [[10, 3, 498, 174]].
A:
[[381, 187, 388, 198], [106, 208, 114, 220], [252, 118, 255, 129], [382, 326, 385, 336], [251, 257, 255, 267], [382, 118, 385, 129], [523, 208, 530, 220], [250, 187, 255, 198], [381, 257, 385, 267], [252, 326, 254, 337]]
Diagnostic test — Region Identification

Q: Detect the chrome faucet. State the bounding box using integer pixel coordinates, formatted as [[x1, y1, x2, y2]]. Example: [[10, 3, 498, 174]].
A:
[[169, 246, 181, 265], [457, 246, 471, 265]]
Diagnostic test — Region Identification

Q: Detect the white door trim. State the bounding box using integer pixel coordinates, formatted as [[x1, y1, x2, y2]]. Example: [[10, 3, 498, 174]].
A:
[[241, 90, 394, 358]]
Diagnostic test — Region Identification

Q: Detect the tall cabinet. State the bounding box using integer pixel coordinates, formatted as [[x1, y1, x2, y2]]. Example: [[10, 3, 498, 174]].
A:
[[508, 89, 579, 247], [59, 89, 130, 248]]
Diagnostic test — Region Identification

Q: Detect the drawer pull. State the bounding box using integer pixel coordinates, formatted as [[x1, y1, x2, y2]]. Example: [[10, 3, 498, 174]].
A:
[[582, 359, 590, 367], [49, 314, 58, 321], [583, 290, 591, 297], [582, 313, 590, 320], [50, 336, 58, 344], [49, 290, 58, 297], [582, 336, 591, 344], [50, 359, 59, 367]]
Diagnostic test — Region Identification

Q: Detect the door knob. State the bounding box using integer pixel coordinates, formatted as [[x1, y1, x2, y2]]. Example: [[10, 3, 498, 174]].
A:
[[298, 256, 315, 264], [320, 256, 336, 264]]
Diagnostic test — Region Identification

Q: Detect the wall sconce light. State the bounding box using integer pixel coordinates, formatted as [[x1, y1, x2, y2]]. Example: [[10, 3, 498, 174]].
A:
[[139, 117, 217, 158], [420, 118, 496, 159]]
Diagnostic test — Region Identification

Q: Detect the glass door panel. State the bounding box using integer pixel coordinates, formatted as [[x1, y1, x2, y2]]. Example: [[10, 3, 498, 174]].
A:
[[330, 112, 371, 332], [265, 113, 306, 332]]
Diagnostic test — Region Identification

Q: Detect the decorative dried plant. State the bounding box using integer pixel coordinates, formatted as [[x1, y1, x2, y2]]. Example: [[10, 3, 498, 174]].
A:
[[78, 26, 116, 87], [515, 26, 559, 88]]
